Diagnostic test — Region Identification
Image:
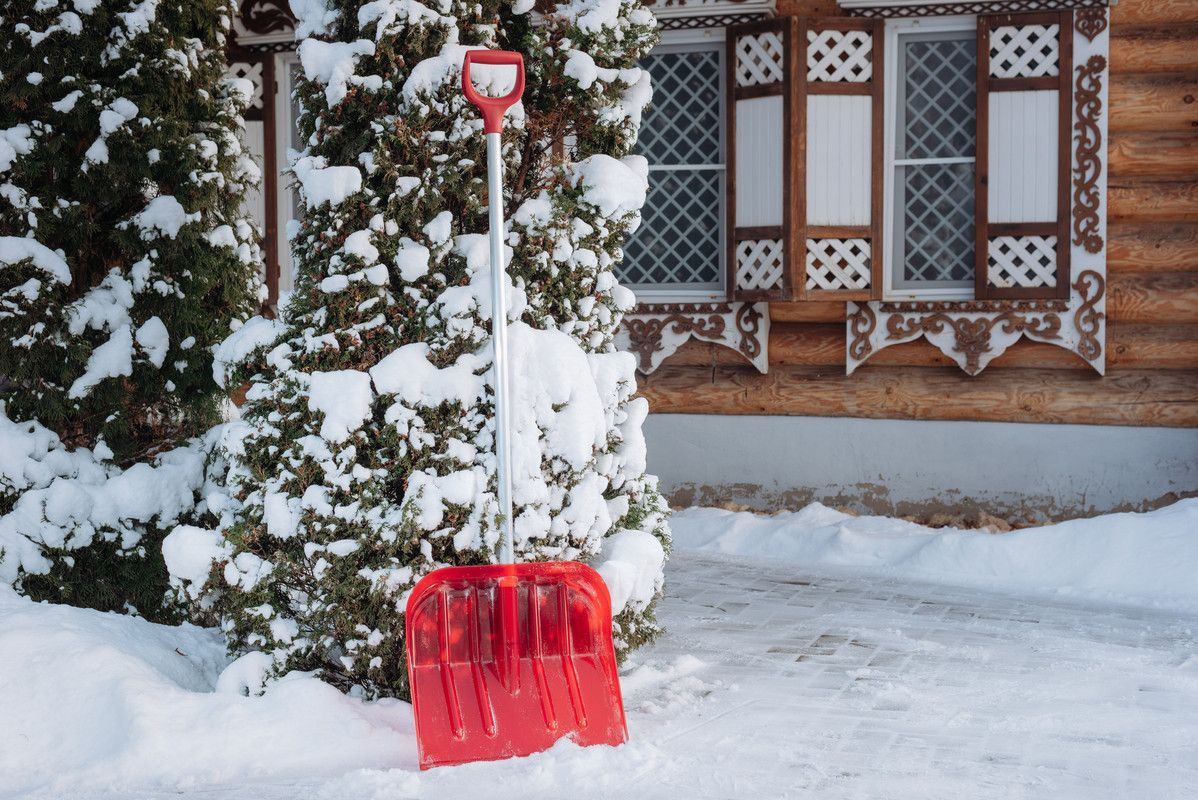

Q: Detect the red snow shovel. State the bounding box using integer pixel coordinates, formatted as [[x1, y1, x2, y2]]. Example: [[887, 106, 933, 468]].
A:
[[404, 49, 628, 770]]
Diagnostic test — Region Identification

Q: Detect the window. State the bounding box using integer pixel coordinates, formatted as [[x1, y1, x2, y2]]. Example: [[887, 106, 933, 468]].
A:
[[275, 53, 304, 297], [885, 19, 977, 299], [727, 12, 1076, 305], [621, 35, 726, 301]]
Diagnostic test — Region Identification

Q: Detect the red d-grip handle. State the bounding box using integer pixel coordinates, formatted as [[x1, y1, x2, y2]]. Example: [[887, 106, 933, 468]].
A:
[[462, 50, 525, 135]]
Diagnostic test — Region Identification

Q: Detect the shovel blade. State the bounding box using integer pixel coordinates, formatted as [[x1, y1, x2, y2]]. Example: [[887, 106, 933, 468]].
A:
[[405, 562, 628, 769]]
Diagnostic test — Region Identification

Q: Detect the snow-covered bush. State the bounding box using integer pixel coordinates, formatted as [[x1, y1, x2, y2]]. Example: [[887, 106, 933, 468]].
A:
[[0, 1, 261, 617], [199, 0, 670, 697]]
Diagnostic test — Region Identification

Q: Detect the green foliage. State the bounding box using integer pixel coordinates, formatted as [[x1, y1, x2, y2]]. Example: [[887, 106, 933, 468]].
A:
[[0, 0, 260, 616], [208, 0, 670, 698], [19, 535, 181, 623]]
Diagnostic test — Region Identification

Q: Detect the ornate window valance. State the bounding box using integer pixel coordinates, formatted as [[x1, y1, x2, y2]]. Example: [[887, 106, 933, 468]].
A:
[[643, 0, 776, 30], [617, 303, 771, 375], [838, 0, 1111, 17]]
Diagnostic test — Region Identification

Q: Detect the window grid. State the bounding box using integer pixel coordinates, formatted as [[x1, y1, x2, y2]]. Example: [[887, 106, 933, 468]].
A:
[[622, 44, 726, 294], [885, 22, 979, 297]]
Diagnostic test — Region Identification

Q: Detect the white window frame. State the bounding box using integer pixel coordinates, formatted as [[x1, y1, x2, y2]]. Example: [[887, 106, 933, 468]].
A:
[[274, 50, 303, 297], [624, 28, 728, 304], [882, 15, 977, 301]]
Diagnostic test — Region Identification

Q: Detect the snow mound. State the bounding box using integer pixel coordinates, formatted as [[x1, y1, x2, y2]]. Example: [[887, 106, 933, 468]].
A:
[[0, 587, 414, 796], [670, 499, 1198, 613]]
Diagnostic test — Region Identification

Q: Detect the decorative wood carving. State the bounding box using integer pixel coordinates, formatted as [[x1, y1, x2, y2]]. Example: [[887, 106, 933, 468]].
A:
[[880, 299, 1067, 313], [239, 0, 295, 35], [618, 303, 770, 375], [735, 302, 767, 364], [848, 288, 1105, 376], [884, 310, 1062, 375], [1072, 269, 1105, 361], [847, 302, 876, 361], [644, 0, 775, 23], [1074, 9, 1108, 42], [659, 12, 768, 30], [223, 60, 265, 121], [1072, 54, 1105, 255], [846, 1, 1109, 17]]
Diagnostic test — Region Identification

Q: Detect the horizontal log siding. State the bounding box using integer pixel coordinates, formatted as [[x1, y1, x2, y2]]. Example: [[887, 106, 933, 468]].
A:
[[640, 0, 1198, 426]]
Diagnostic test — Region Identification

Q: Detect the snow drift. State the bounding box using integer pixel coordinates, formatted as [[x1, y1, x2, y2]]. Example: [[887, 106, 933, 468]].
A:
[[670, 499, 1198, 613]]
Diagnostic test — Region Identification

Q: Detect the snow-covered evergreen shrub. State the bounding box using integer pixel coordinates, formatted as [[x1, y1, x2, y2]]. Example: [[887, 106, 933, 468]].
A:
[[198, 0, 670, 697], [0, 1, 261, 618]]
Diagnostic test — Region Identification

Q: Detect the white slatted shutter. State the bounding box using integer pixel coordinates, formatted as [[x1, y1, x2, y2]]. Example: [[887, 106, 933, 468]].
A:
[[727, 19, 794, 301], [975, 11, 1072, 300], [796, 18, 883, 301]]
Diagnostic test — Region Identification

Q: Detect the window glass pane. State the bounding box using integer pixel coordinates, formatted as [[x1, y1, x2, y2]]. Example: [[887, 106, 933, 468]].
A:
[[898, 162, 975, 284], [901, 37, 976, 160], [622, 46, 724, 290], [891, 30, 977, 291], [636, 49, 722, 166], [623, 169, 722, 286]]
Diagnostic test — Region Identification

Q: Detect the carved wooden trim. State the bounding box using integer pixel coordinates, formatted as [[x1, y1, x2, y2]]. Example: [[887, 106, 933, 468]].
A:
[[645, 0, 775, 19], [660, 12, 768, 29], [847, 1, 1109, 18], [735, 302, 767, 364], [240, 0, 295, 35], [1073, 9, 1107, 41], [847, 302, 876, 361], [884, 311, 1062, 375], [618, 302, 770, 374], [1072, 54, 1105, 255], [1072, 269, 1104, 362], [879, 299, 1067, 313]]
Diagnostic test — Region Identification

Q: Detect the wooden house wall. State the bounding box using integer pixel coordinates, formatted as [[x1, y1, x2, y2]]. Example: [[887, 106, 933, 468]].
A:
[[639, 0, 1198, 428]]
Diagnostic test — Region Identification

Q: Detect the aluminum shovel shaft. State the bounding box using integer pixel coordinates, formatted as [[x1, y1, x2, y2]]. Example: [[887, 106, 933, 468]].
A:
[[486, 131, 515, 565], [460, 47, 525, 565]]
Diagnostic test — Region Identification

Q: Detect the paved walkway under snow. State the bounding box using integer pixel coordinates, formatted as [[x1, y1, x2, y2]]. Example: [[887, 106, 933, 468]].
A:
[[24, 551, 1195, 800], [308, 550, 1198, 800], [616, 551, 1198, 800]]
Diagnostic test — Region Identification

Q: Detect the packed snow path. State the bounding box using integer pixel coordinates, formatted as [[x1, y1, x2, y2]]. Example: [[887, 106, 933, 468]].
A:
[[624, 552, 1198, 799], [4, 551, 1197, 799]]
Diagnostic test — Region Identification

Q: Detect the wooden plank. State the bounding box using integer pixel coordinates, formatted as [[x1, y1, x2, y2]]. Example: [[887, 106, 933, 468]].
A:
[[1108, 179, 1198, 223], [1108, 322, 1198, 369], [1112, 0, 1198, 28], [637, 364, 1198, 427], [769, 300, 846, 323], [1109, 133, 1198, 180], [1055, 10, 1072, 302], [1110, 271, 1198, 323], [1109, 75, 1198, 134], [775, 0, 840, 16], [974, 18, 992, 300], [1108, 222, 1198, 272], [1110, 25, 1198, 76], [769, 323, 845, 366]]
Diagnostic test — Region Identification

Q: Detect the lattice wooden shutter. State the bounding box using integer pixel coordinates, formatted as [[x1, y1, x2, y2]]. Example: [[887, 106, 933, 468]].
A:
[[975, 11, 1072, 300], [794, 18, 883, 301], [727, 19, 794, 301]]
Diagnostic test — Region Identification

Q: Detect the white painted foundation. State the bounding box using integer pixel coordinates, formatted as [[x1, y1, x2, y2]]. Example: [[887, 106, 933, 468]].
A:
[[644, 413, 1198, 522]]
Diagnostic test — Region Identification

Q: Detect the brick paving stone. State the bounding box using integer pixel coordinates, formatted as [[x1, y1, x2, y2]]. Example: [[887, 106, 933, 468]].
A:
[[621, 551, 1198, 800]]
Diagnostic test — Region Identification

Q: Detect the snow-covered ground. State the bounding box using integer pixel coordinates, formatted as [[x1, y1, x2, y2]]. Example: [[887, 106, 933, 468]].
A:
[[3, 501, 1197, 799]]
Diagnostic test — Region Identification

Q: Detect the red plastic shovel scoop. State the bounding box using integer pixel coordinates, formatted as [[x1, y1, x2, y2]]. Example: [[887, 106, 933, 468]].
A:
[[404, 49, 628, 770]]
